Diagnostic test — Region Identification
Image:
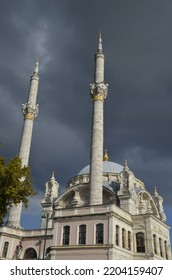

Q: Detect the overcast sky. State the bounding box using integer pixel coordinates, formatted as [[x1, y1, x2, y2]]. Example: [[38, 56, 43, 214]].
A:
[[0, 0, 171, 240]]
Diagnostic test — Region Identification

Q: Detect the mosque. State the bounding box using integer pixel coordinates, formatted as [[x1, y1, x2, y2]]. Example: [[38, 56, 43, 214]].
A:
[[0, 35, 171, 260]]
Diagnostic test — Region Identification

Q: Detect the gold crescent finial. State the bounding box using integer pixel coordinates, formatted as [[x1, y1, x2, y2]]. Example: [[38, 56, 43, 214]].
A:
[[104, 149, 109, 161]]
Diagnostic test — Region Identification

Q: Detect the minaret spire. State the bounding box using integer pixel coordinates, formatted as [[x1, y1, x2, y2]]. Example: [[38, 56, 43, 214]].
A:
[[34, 57, 39, 74], [94, 33, 105, 83], [89, 34, 108, 205], [6, 60, 40, 229], [98, 32, 103, 52]]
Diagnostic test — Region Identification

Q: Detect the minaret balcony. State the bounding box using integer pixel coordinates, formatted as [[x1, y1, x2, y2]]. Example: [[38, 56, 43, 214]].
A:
[[90, 82, 108, 101]]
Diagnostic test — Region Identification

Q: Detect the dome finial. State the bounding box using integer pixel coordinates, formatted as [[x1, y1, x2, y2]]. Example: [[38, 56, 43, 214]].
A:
[[103, 149, 109, 161]]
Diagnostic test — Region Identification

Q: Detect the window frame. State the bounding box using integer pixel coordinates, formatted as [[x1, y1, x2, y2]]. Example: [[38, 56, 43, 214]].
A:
[[62, 225, 70, 245], [2, 241, 9, 258], [78, 224, 86, 245], [159, 237, 163, 257], [153, 234, 157, 254], [122, 228, 126, 249], [127, 231, 131, 250], [96, 223, 104, 244], [136, 232, 145, 253], [164, 240, 168, 259], [116, 225, 119, 246]]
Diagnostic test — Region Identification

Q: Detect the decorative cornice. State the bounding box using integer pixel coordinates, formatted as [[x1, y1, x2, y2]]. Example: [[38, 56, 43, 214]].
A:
[[24, 113, 35, 121], [92, 94, 105, 101], [51, 244, 113, 250]]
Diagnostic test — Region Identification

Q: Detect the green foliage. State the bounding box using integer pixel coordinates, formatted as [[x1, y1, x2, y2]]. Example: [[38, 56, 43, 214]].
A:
[[0, 156, 35, 224]]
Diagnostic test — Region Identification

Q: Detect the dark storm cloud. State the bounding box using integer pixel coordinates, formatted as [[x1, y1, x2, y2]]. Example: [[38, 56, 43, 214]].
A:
[[0, 0, 172, 234]]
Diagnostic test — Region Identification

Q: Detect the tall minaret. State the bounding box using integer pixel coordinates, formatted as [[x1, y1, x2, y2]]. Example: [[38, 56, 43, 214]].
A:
[[6, 60, 39, 229], [89, 34, 108, 205]]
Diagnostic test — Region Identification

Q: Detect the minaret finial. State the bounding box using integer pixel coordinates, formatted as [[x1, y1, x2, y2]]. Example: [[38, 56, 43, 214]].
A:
[[98, 32, 103, 52], [51, 171, 55, 180], [34, 57, 39, 74], [103, 149, 109, 161]]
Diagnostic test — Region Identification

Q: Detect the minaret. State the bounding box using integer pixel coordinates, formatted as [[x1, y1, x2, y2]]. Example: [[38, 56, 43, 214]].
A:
[[6, 60, 39, 229], [89, 34, 108, 205]]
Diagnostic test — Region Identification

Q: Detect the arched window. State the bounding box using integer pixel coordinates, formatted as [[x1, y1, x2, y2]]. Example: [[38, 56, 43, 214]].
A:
[[45, 247, 51, 259], [164, 241, 168, 259], [23, 248, 37, 260], [116, 225, 119, 246], [136, 232, 145, 253], [128, 231, 131, 250], [63, 226, 70, 245], [2, 242, 9, 258], [122, 228, 126, 248], [159, 238, 163, 257], [96, 223, 104, 244], [153, 234, 157, 254], [79, 224, 86, 245]]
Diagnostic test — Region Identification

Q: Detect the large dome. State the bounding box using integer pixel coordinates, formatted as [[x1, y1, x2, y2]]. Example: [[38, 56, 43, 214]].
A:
[[78, 161, 123, 175]]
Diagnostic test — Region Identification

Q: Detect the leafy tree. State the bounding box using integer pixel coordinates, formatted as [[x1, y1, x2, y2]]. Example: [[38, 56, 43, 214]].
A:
[[0, 156, 35, 224]]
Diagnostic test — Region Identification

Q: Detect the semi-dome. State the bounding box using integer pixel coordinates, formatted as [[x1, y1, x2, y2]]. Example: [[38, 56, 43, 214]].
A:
[[78, 161, 123, 175]]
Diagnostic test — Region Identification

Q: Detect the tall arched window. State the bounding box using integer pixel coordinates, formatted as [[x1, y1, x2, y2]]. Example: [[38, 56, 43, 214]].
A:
[[96, 223, 104, 244], [122, 228, 126, 248], [63, 226, 70, 245], [79, 224, 86, 244], [2, 242, 9, 258], [159, 238, 163, 257], [23, 248, 37, 259], [45, 247, 51, 259], [116, 225, 119, 246], [128, 231, 131, 250], [164, 241, 168, 259], [136, 232, 145, 253], [153, 234, 157, 254]]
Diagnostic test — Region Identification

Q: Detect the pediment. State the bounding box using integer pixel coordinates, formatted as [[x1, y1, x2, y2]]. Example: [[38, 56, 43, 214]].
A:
[[54, 184, 117, 208]]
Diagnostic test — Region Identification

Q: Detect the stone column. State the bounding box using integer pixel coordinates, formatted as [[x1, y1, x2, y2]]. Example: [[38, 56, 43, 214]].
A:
[[6, 60, 39, 229]]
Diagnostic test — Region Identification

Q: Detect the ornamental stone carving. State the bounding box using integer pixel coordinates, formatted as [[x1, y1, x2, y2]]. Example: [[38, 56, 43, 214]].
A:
[[71, 189, 83, 207], [90, 82, 108, 101], [22, 101, 39, 120]]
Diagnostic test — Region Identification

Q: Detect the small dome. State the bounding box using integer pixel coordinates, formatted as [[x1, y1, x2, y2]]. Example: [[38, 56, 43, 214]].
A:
[[78, 161, 123, 175]]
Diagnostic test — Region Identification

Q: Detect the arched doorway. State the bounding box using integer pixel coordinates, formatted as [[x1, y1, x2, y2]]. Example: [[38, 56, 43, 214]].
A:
[[23, 248, 37, 260]]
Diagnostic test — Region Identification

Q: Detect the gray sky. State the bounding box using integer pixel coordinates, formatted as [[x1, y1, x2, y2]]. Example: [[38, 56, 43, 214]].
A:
[[0, 0, 171, 239]]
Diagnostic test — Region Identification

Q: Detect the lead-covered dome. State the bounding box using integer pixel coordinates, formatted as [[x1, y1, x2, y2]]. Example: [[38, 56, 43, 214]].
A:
[[78, 161, 123, 175]]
